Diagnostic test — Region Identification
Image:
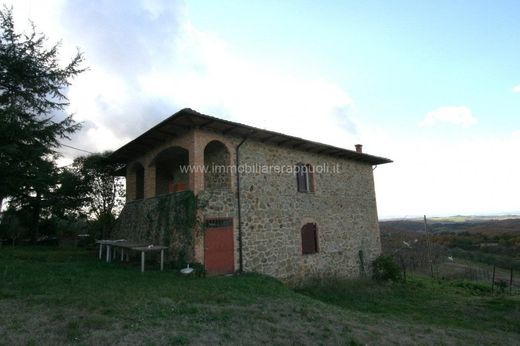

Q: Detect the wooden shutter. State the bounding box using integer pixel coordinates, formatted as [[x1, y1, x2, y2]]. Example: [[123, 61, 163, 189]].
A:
[[305, 164, 314, 192], [296, 163, 308, 192], [301, 223, 318, 254]]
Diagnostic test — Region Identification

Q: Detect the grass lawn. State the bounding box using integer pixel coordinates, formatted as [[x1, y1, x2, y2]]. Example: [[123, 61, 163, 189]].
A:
[[1, 247, 519, 345]]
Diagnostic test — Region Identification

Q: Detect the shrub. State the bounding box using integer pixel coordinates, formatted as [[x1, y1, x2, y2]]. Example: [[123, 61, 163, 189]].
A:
[[495, 280, 507, 294], [190, 262, 206, 277], [372, 255, 401, 282], [450, 280, 491, 294]]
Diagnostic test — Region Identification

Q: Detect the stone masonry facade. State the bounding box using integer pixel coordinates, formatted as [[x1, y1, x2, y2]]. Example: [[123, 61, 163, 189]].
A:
[[118, 125, 382, 283], [239, 139, 381, 283]]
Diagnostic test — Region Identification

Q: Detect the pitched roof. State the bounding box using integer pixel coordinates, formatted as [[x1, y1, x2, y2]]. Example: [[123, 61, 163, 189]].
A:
[[109, 108, 392, 165]]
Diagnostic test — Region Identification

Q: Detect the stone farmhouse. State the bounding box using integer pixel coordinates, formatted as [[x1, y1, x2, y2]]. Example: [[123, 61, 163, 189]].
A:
[[110, 108, 391, 282]]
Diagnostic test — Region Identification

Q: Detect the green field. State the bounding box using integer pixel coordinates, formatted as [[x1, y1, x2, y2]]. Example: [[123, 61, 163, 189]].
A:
[[1, 247, 519, 345]]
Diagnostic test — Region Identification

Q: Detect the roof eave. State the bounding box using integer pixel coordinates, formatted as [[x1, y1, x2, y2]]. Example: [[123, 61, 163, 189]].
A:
[[108, 108, 393, 165]]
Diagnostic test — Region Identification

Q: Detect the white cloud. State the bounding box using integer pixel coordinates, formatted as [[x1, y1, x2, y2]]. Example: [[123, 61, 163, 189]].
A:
[[513, 85, 520, 93], [420, 106, 477, 128], [369, 129, 520, 218], [6, 0, 359, 155]]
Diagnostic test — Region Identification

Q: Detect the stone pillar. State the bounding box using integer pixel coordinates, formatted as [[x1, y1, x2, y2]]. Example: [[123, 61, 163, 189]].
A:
[[190, 130, 205, 195], [194, 228, 204, 265], [191, 130, 205, 264], [144, 164, 156, 199], [126, 168, 136, 202], [229, 142, 237, 193]]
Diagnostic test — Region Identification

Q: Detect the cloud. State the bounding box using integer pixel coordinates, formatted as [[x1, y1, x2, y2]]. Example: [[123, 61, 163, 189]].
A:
[[6, 0, 358, 155], [419, 106, 477, 128], [369, 128, 520, 218], [513, 85, 520, 93]]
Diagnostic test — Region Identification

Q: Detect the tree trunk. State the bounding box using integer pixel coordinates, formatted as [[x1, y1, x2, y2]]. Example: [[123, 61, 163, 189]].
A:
[[30, 193, 42, 244]]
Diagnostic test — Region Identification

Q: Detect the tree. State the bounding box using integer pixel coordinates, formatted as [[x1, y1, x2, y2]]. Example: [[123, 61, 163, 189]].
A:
[[0, 7, 85, 242], [56, 152, 126, 239]]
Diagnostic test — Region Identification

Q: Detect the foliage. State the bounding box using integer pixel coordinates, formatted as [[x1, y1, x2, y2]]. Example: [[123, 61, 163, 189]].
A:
[[0, 7, 84, 242], [380, 219, 520, 277], [112, 191, 200, 264], [372, 255, 401, 282], [449, 280, 491, 294], [495, 280, 507, 294], [150, 191, 199, 264], [0, 206, 30, 244], [449, 247, 520, 271], [434, 231, 520, 259], [56, 152, 125, 239]]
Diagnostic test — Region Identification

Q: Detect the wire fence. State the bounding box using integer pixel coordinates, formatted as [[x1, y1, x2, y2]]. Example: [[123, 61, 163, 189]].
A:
[[386, 243, 520, 295]]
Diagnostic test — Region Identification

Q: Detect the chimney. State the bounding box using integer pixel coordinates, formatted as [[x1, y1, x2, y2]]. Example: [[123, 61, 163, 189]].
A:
[[355, 144, 363, 153]]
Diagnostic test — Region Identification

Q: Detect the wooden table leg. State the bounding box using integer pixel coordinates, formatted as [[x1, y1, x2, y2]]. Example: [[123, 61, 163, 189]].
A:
[[106, 245, 111, 263], [160, 249, 164, 271], [98, 244, 103, 260], [141, 251, 145, 273], [121, 248, 124, 261]]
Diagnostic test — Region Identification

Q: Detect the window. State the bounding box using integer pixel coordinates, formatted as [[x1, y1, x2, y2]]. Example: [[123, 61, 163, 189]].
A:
[[301, 223, 318, 254], [296, 163, 315, 193]]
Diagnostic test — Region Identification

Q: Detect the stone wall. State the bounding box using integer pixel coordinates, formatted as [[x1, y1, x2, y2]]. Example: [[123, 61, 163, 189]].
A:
[[203, 141, 231, 190], [238, 139, 381, 283], [112, 191, 196, 263]]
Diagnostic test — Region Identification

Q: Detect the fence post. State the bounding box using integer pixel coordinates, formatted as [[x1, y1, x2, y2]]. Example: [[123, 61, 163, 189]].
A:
[[424, 215, 434, 278], [491, 265, 496, 294], [399, 254, 407, 282]]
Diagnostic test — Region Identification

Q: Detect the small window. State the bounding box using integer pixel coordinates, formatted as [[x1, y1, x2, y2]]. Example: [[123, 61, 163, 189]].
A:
[[301, 223, 318, 254], [296, 163, 315, 193]]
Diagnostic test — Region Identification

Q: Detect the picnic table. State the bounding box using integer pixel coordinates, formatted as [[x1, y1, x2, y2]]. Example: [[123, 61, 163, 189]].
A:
[[96, 240, 168, 272]]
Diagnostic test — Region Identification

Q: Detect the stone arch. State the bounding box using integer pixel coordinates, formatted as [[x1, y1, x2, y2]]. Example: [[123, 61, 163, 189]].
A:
[[299, 217, 317, 229], [128, 161, 145, 200], [204, 140, 230, 190], [152, 146, 190, 196]]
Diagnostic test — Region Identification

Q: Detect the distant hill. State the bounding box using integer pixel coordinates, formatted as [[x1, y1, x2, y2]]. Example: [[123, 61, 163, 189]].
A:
[[380, 218, 520, 235]]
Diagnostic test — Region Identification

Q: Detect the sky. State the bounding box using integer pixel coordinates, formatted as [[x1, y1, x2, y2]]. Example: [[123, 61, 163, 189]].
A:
[[3, 0, 520, 218]]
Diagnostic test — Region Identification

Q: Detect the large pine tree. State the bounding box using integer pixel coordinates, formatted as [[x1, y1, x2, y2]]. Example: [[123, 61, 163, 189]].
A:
[[0, 7, 85, 241]]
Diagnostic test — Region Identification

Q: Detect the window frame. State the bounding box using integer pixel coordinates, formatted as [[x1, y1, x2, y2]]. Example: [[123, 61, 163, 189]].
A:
[[296, 163, 315, 193]]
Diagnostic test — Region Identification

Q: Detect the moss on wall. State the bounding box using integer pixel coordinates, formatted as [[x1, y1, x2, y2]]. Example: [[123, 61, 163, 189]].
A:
[[112, 191, 198, 265]]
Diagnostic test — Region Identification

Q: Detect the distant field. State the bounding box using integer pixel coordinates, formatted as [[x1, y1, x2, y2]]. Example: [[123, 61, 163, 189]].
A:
[[379, 216, 520, 297], [380, 217, 520, 235], [1, 247, 519, 345], [435, 259, 520, 289]]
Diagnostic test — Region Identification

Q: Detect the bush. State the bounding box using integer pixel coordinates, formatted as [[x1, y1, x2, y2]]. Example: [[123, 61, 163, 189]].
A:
[[495, 280, 507, 294], [450, 280, 491, 294], [190, 262, 206, 277], [372, 255, 401, 282]]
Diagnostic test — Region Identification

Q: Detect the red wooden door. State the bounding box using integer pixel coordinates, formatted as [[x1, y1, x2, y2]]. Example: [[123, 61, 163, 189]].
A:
[[204, 219, 234, 275]]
